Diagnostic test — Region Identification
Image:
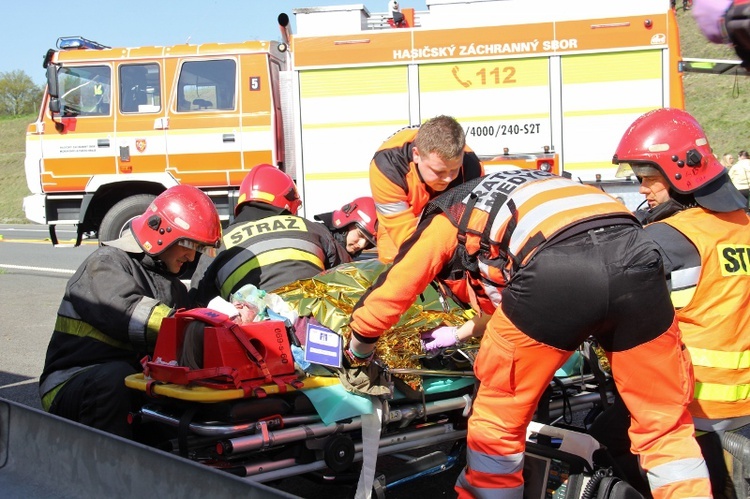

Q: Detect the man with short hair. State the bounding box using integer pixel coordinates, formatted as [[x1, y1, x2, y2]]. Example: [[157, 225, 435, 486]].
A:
[[369, 115, 484, 263], [347, 166, 711, 498]]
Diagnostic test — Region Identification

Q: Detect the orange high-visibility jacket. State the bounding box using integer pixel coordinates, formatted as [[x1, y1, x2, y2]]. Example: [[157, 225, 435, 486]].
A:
[[369, 127, 483, 263], [351, 171, 633, 340], [659, 207, 750, 420]]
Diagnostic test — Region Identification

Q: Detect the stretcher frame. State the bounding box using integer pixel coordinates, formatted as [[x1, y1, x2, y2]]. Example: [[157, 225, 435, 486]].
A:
[[126, 347, 614, 496]]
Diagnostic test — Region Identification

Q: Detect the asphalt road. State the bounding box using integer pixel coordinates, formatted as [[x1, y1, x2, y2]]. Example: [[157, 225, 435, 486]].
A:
[[0, 224, 96, 408], [0, 224, 464, 499]]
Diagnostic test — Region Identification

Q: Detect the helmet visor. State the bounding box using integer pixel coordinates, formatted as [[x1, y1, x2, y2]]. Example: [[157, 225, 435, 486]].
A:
[[614, 161, 661, 179], [178, 239, 220, 257]]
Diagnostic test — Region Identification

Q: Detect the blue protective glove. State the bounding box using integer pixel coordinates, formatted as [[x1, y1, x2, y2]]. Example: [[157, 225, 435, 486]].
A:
[[421, 326, 459, 351]]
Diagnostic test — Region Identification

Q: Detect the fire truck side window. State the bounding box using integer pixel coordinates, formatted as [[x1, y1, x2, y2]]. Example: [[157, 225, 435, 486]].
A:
[[119, 64, 161, 114], [56, 65, 111, 117], [176, 59, 236, 112]]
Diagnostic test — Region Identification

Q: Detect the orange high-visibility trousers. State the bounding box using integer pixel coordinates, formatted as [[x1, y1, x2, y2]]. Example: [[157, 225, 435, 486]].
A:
[[455, 310, 711, 499]]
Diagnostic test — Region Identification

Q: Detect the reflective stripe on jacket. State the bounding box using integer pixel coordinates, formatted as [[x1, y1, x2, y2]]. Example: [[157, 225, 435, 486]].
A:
[[39, 247, 187, 401], [369, 127, 484, 263], [429, 171, 634, 308], [218, 215, 349, 297], [190, 205, 351, 304], [659, 207, 750, 419]]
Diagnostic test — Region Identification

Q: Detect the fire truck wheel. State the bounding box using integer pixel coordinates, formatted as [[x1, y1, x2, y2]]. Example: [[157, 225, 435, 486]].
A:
[[99, 194, 157, 243]]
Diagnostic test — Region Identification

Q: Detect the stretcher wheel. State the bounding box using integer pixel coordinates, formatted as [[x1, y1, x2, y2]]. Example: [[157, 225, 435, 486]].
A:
[[324, 434, 355, 473]]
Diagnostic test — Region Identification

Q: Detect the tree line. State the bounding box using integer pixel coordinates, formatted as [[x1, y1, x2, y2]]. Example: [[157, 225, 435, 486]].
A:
[[0, 70, 43, 116]]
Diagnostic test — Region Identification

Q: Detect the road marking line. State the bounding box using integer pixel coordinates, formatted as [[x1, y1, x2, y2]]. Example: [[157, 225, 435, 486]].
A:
[[0, 378, 40, 389], [0, 264, 76, 274], [0, 238, 97, 245]]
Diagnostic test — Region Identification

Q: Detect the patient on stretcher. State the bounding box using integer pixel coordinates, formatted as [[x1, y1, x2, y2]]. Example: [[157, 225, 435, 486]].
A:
[[172, 260, 476, 394]]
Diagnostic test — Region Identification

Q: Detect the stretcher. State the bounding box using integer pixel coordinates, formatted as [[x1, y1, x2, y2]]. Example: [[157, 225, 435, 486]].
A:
[[124, 307, 632, 498]]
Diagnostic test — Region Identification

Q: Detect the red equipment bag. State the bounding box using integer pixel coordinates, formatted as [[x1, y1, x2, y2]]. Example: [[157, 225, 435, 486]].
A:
[[142, 308, 301, 397]]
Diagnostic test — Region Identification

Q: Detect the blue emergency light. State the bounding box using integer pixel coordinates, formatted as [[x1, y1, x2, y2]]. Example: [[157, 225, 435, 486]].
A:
[[56, 36, 110, 51]]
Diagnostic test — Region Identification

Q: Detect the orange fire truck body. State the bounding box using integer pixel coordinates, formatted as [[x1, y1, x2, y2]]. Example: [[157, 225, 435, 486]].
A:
[[24, 0, 683, 244]]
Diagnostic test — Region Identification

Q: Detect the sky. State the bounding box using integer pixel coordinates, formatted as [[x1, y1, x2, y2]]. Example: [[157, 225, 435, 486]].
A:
[[2, 0, 427, 86]]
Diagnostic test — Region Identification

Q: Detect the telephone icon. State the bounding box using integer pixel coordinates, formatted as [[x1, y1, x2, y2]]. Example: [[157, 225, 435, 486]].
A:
[[452, 66, 472, 88]]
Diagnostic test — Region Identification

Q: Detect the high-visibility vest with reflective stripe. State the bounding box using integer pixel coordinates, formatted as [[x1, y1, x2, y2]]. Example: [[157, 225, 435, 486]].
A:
[[216, 215, 327, 298], [659, 207, 750, 419], [430, 171, 633, 308]]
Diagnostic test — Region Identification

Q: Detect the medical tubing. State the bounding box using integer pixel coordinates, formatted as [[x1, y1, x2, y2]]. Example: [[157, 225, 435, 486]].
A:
[[581, 467, 612, 499]]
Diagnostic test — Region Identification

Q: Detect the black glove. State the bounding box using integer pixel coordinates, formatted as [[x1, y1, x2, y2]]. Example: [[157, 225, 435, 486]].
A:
[[726, 1, 750, 68]]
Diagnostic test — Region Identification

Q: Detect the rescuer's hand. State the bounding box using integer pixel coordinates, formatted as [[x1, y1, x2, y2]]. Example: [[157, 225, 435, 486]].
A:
[[726, 0, 750, 68], [421, 326, 460, 351], [344, 345, 375, 367], [347, 335, 376, 364], [338, 338, 392, 397], [692, 0, 733, 43]]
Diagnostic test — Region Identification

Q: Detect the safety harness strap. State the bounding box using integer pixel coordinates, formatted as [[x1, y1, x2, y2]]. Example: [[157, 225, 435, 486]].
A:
[[226, 323, 275, 385], [178, 405, 200, 457], [498, 199, 520, 271], [456, 192, 478, 248], [479, 189, 508, 253]]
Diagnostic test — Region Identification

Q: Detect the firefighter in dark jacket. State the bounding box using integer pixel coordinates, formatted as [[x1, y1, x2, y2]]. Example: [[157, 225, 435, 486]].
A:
[[190, 164, 351, 305], [39, 185, 222, 439]]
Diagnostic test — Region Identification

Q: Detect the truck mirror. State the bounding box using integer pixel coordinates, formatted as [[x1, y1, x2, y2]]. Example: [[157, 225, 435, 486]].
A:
[[46, 64, 59, 98], [49, 98, 60, 114], [48, 98, 66, 132]]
